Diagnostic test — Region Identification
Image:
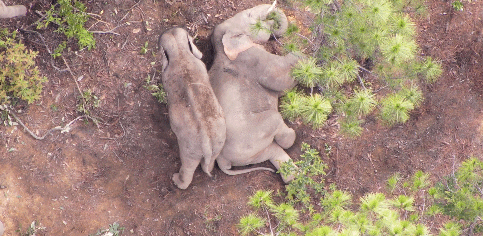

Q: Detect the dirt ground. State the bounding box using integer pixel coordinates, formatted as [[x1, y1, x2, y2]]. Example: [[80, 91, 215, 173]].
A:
[[1, 0, 482, 235]]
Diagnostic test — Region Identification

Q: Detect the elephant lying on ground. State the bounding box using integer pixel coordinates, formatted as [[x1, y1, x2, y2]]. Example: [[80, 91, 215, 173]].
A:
[[159, 28, 226, 189], [209, 4, 301, 182]]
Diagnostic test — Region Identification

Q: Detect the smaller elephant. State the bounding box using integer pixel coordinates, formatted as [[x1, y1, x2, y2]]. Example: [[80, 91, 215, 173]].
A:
[[0, 1, 26, 18], [209, 4, 301, 182], [158, 28, 226, 189]]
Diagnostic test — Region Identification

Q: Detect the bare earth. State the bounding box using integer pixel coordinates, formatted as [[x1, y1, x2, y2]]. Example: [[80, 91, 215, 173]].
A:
[[0, 0, 482, 235]]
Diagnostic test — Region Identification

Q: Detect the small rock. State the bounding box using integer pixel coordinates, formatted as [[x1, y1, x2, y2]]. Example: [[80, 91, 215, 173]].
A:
[[0, 220, 4, 236]]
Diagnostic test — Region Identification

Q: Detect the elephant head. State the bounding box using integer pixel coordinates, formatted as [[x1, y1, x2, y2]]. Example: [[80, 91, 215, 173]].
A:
[[158, 28, 226, 189], [0, 1, 26, 18], [208, 4, 300, 183], [212, 2, 289, 61]]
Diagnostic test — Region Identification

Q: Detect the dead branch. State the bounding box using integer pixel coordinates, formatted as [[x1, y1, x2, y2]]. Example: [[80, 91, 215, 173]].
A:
[[7, 108, 86, 140]]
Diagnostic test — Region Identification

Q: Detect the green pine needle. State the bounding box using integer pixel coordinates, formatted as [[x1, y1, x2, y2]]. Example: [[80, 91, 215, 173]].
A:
[[361, 193, 388, 213], [280, 89, 303, 121], [299, 94, 332, 128], [380, 93, 414, 125], [346, 89, 377, 116], [364, 0, 394, 24], [439, 222, 461, 236], [421, 56, 443, 83], [321, 190, 352, 211], [338, 58, 359, 83], [248, 190, 274, 209], [390, 195, 415, 211], [272, 203, 300, 227], [321, 63, 344, 88], [391, 14, 416, 37], [399, 85, 423, 108], [238, 214, 266, 236], [381, 34, 417, 65], [340, 118, 364, 137], [292, 58, 323, 89]]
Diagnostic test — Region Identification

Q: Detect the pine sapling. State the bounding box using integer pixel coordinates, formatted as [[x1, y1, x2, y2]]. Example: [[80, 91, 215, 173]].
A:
[[380, 93, 414, 125], [299, 94, 332, 128], [280, 89, 303, 121], [292, 58, 323, 91]]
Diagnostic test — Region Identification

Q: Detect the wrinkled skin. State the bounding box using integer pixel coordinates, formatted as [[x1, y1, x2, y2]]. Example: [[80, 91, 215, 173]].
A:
[[209, 4, 300, 182], [159, 28, 226, 189], [0, 1, 26, 18]]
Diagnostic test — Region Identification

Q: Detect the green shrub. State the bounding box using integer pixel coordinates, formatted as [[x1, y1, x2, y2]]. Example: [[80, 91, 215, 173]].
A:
[[0, 29, 47, 106], [279, 0, 443, 136], [37, 0, 96, 51], [429, 157, 483, 233], [238, 147, 480, 236], [279, 143, 327, 208]]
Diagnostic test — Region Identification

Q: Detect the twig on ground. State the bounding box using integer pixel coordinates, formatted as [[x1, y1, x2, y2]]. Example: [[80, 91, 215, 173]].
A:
[[358, 65, 373, 74], [356, 74, 367, 90], [90, 22, 129, 36], [7, 108, 86, 140]]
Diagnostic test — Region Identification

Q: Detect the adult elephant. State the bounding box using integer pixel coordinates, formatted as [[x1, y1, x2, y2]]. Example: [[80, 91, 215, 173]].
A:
[[209, 3, 301, 182]]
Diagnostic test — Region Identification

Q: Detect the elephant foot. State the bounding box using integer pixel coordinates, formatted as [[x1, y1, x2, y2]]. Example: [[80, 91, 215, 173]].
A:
[[172, 173, 191, 190], [275, 126, 295, 149]]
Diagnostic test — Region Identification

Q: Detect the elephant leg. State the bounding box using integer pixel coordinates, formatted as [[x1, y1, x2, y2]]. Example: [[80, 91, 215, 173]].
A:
[[172, 147, 201, 189], [274, 122, 296, 149], [266, 142, 296, 183]]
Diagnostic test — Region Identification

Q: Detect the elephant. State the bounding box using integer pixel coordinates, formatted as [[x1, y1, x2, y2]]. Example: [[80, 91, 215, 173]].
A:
[[158, 28, 226, 189], [0, 1, 26, 18], [208, 4, 301, 183]]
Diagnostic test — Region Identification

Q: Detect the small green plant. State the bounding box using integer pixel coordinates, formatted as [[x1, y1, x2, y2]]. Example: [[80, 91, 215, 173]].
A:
[[429, 157, 483, 233], [279, 143, 327, 208], [76, 89, 100, 115], [52, 41, 67, 58], [281, 90, 332, 128], [292, 57, 323, 91], [16, 221, 46, 236], [37, 0, 96, 51], [238, 213, 266, 236], [144, 75, 167, 103], [340, 117, 364, 137], [0, 28, 47, 106], [380, 93, 414, 125], [419, 56, 443, 83], [299, 94, 333, 128], [140, 41, 149, 55], [452, 1, 464, 11], [344, 89, 377, 117], [89, 222, 125, 236]]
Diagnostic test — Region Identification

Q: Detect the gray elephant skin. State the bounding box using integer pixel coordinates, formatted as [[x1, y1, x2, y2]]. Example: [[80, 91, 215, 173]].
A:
[[209, 4, 300, 182], [0, 1, 27, 18], [159, 28, 226, 189]]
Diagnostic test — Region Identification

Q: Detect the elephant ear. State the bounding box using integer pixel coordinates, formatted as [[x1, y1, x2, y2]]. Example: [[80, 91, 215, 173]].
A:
[[222, 31, 255, 61], [187, 34, 203, 60]]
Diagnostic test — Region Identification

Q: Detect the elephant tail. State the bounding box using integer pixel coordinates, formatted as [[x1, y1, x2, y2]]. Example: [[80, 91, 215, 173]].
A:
[[200, 135, 215, 176], [220, 166, 275, 175]]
